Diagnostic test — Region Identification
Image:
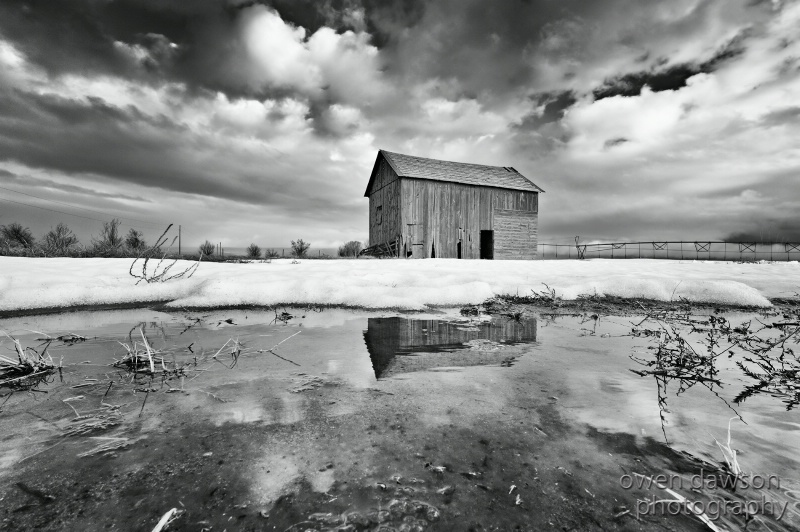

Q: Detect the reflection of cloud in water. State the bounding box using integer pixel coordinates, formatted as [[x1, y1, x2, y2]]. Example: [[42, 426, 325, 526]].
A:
[[252, 454, 301, 505], [364, 316, 537, 379], [211, 393, 306, 426], [198, 308, 368, 330], [534, 316, 800, 479], [0, 308, 181, 338], [251, 454, 336, 506], [0, 447, 23, 479]]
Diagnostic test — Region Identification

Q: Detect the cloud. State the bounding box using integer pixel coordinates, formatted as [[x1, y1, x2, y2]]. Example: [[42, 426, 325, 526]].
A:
[[0, 0, 798, 246], [219, 5, 389, 108]]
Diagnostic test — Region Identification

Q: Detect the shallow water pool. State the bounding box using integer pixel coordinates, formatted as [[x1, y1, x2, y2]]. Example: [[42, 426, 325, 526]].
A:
[[1, 307, 798, 531]]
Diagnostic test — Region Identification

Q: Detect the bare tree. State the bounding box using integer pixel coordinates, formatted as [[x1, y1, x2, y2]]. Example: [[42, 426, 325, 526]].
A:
[[43, 223, 79, 255], [92, 219, 124, 255]]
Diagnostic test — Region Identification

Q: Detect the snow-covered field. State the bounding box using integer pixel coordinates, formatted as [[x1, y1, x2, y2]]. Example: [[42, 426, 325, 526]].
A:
[[0, 257, 798, 313]]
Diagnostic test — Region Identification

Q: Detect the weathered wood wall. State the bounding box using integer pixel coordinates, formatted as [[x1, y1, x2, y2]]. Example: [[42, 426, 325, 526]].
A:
[[399, 178, 538, 259], [366, 157, 402, 247], [493, 209, 538, 260]]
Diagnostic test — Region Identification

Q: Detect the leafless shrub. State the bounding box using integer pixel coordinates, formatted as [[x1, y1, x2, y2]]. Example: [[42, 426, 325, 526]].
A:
[[338, 240, 363, 257], [1, 222, 35, 249], [246, 243, 261, 259], [124, 228, 147, 252], [129, 224, 202, 284], [199, 240, 215, 256], [291, 238, 310, 258], [264, 248, 280, 259]]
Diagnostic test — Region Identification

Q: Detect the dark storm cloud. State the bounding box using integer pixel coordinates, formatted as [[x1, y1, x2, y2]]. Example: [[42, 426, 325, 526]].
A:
[[0, 88, 303, 207], [0, 168, 150, 203], [593, 64, 704, 100], [724, 223, 800, 243], [0, 0, 416, 103], [0, 0, 207, 79], [515, 91, 577, 131], [376, 0, 580, 101], [592, 35, 747, 101]]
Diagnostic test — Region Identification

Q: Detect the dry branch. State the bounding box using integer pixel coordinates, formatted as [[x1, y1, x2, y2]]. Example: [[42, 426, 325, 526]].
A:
[[129, 224, 202, 284]]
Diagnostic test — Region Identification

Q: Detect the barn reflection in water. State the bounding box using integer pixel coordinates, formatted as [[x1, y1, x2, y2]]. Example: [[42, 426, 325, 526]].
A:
[[363, 317, 538, 379]]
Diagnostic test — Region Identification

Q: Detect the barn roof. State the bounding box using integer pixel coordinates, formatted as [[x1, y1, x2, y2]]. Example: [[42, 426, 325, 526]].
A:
[[364, 150, 544, 196]]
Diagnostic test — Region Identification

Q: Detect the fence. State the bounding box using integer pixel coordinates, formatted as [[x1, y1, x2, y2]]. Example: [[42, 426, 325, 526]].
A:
[[538, 241, 800, 261]]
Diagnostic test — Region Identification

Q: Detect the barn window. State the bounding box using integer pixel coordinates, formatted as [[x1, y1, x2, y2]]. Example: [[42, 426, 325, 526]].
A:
[[375, 205, 383, 225]]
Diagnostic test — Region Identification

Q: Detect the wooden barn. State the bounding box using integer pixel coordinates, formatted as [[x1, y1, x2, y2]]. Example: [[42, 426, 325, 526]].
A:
[[363, 150, 544, 259]]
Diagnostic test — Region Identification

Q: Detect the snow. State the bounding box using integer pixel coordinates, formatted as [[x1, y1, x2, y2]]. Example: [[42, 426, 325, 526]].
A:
[[0, 257, 798, 313]]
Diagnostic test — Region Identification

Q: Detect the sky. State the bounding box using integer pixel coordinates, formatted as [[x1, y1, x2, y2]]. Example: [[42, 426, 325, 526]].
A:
[[0, 0, 798, 250]]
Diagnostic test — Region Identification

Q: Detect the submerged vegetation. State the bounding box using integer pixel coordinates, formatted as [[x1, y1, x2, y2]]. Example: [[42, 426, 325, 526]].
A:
[[628, 306, 800, 415], [480, 285, 800, 421]]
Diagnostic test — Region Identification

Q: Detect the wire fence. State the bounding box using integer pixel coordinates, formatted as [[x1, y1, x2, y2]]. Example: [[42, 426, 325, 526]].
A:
[[538, 241, 800, 261]]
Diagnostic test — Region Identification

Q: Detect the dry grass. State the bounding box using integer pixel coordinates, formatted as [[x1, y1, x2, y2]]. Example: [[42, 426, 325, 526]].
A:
[[113, 326, 190, 378], [0, 332, 58, 391]]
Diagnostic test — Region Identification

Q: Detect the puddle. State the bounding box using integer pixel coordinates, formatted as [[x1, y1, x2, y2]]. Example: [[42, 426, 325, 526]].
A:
[[0, 307, 798, 531]]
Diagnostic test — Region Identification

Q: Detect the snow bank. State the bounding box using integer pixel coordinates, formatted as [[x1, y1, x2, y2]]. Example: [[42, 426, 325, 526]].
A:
[[1, 257, 797, 313]]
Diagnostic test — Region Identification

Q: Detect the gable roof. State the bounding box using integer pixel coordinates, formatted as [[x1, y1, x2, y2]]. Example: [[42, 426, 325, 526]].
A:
[[364, 149, 544, 197]]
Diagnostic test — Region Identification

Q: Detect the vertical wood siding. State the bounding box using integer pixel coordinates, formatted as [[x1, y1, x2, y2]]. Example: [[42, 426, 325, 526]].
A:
[[367, 157, 402, 247], [398, 177, 539, 259]]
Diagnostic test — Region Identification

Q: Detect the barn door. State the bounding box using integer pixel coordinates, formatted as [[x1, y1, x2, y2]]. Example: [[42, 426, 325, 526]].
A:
[[480, 230, 494, 259], [405, 223, 423, 258]]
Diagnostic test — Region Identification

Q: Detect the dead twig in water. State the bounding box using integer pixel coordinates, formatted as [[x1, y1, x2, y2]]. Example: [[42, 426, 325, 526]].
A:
[[152, 508, 181, 532], [140, 327, 155, 374], [194, 389, 230, 402], [258, 331, 302, 366], [139, 386, 150, 417]]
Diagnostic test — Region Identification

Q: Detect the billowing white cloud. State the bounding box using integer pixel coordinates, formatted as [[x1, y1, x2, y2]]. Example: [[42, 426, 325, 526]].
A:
[[234, 5, 387, 105]]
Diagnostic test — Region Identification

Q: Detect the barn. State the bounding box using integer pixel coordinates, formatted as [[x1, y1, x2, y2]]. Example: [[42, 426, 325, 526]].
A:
[[363, 150, 544, 259]]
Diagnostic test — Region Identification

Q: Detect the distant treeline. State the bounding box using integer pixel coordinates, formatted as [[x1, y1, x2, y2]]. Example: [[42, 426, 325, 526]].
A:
[[0, 219, 364, 260]]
